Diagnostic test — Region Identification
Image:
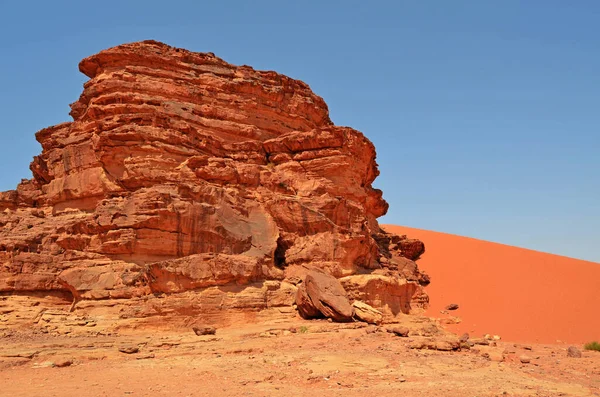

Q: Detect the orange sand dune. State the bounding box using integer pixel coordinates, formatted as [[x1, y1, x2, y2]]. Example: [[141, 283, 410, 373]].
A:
[[384, 225, 600, 344]]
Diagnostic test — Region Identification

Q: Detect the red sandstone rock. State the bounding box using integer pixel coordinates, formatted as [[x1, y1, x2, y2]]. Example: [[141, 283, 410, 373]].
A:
[[0, 41, 428, 325], [387, 326, 410, 337], [297, 270, 354, 322], [192, 325, 217, 336], [295, 282, 322, 319], [567, 346, 582, 358], [352, 300, 383, 325]]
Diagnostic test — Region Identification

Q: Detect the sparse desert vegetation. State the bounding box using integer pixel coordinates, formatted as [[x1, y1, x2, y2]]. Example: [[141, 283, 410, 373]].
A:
[[584, 341, 600, 351]]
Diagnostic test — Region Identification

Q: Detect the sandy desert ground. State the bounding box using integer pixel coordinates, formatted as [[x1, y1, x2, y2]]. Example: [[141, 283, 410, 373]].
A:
[[1, 318, 599, 397]]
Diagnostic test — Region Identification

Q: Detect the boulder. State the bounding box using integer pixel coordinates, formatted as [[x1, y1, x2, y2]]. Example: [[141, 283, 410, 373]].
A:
[[387, 326, 410, 337], [352, 301, 383, 325], [519, 355, 531, 364], [397, 238, 425, 261], [118, 346, 139, 354], [567, 346, 582, 358], [295, 282, 322, 319], [295, 270, 357, 322], [192, 325, 217, 336], [303, 271, 354, 322]]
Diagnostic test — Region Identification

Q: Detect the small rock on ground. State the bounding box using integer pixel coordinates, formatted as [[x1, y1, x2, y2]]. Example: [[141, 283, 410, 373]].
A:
[[488, 352, 504, 362], [193, 325, 217, 336], [387, 326, 409, 337], [53, 359, 73, 368], [136, 353, 156, 360], [567, 346, 582, 358], [118, 346, 139, 354], [519, 355, 531, 364]]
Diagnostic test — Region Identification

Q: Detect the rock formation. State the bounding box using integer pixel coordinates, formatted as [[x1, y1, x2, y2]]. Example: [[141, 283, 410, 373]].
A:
[[0, 41, 428, 329]]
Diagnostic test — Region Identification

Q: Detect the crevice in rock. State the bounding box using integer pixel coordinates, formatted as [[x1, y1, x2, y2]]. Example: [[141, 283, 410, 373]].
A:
[[0, 41, 430, 320], [274, 236, 290, 269], [0, 289, 73, 302]]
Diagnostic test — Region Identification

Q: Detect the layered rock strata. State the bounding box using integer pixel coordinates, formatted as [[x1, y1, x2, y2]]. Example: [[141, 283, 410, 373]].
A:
[[0, 41, 428, 328]]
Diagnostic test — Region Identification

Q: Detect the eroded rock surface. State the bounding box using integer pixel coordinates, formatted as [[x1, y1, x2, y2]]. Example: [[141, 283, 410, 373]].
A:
[[352, 301, 383, 325], [0, 41, 428, 328], [296, 270, 354, 322]]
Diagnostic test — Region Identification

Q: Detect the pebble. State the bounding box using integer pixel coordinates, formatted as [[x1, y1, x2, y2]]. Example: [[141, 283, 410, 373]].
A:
[[519, 355, 531, 364], [118, 346, 139, 354]]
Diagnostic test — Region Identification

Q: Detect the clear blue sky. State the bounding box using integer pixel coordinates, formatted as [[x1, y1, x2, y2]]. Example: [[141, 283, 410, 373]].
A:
[[0, 1, 598, 262]]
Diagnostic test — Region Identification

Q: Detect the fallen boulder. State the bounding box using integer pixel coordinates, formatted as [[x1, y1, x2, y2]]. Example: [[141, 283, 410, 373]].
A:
[[352, 301, 383, 325], [296, 270, 354, 322], [295, 282, 322, 319]]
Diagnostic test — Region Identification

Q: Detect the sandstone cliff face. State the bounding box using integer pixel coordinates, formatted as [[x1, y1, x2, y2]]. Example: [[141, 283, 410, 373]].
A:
[[0, 41, 428, 328]]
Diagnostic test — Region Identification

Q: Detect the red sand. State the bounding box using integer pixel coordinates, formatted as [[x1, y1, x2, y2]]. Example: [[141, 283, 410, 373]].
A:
[[384, 225, 600, 344]]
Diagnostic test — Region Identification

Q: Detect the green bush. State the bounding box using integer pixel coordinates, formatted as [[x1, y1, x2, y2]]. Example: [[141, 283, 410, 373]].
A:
[[299, 326, 308, 334], [584, 341, 600, 351]]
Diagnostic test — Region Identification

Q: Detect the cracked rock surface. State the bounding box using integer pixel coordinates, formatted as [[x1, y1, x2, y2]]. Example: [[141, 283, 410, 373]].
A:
[[0, 41, 428, 324]]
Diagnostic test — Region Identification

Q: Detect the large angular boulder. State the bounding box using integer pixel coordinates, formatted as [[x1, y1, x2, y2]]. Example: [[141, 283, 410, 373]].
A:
[[296, 270, 354, 322], [295, 282, 322, 319]]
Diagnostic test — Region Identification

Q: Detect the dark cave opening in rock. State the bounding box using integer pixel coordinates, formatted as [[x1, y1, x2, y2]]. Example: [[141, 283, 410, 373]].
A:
[[274, 236, 290, 269]]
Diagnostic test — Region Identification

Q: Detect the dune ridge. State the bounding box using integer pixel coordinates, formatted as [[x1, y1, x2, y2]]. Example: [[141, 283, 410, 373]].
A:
[[384, 225, 600, 344]]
